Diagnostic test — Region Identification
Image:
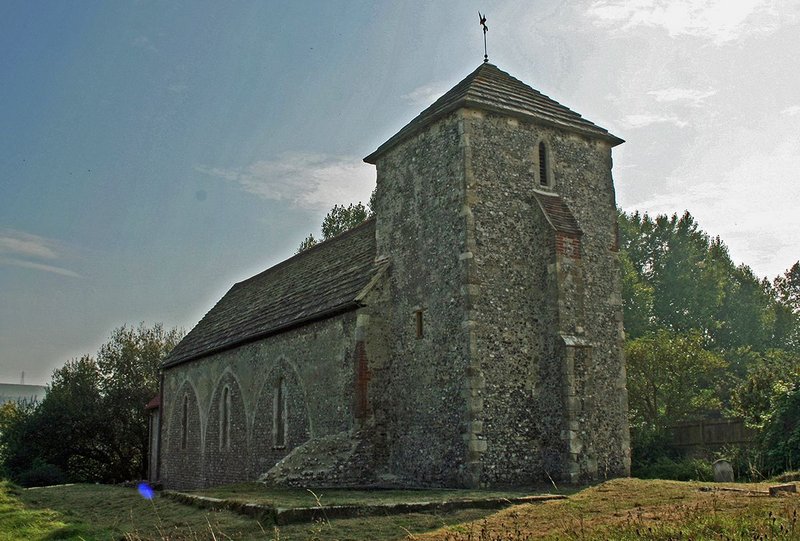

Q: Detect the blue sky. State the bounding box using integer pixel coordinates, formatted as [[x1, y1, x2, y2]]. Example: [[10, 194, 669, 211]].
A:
[[2, 0, 799, 384]]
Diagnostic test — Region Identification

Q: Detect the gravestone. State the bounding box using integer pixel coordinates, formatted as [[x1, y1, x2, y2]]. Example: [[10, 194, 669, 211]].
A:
[[713, 459, 734, 482]]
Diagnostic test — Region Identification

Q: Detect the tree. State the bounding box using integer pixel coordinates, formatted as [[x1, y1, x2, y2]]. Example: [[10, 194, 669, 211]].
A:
[[775, 262, 800, 315], [96, 323, 183, 481], [729, 348, 800, 428], [618, 209, 794, 351], [297, 195, 374, 253], [0, 400, 36, 480], [0, 323, 183, 485], [760, 382, 800, 474], [37, 355, 109, 481], [626, 330, 727, 430]]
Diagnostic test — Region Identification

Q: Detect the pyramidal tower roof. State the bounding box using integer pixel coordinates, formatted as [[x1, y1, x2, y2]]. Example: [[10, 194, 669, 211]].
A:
[[365, 62, 623, 164]]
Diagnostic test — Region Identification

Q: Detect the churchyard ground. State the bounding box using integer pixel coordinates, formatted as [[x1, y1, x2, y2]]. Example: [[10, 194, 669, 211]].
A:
[[2, 477, 799, 540]]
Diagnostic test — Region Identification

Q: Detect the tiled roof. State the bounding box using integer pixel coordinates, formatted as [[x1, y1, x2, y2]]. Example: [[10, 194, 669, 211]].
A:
[[163, 219, 380, 368], [533, 190, 582, 236], [365, 63, 623, 164]]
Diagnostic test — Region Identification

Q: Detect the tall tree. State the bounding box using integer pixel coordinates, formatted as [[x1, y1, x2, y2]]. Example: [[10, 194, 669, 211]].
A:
[[775, 262, 800, 315], [30, 355, 109, 482], [618, 209, 795, 351], [0, 323, 183, 485], [96, 323, 183, 481], [626, 330, 727, 430]]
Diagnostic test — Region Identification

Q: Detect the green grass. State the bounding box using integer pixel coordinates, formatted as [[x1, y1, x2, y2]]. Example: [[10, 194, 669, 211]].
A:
[[10, 481, 270, 540], [187, 483, 549, 508], [7, 478, 800, 540], [0, 481, 77, 540], [6, 481, 496, 540]]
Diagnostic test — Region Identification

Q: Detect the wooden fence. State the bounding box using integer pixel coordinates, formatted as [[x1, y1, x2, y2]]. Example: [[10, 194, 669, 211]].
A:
[[668, 419, 756, 450]]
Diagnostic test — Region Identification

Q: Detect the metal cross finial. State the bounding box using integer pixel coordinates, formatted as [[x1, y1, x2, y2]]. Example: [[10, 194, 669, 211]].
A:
[[478, 11, 488, 62]]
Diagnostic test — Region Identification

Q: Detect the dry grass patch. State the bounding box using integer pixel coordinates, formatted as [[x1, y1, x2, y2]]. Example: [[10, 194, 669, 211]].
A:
[[420, 478, 800, 540]]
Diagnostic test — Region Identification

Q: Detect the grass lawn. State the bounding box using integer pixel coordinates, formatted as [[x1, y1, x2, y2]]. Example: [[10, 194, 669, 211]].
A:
[[5, 480, 269, 540], [5, 478, 800, 540], [5, 481, 495, 540]]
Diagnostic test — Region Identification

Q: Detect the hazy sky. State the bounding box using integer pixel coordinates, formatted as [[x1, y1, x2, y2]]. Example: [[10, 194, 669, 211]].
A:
[[2, 0, 799, 385]]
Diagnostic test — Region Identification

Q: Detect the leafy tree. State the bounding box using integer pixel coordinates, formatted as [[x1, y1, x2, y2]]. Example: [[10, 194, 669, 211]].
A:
[[772, 262, 800, 351], [96, 323, 183, 481], [619, 248, 654, 339], [729, 348, 800, 428], [296, 233, 319, 252], [0, 323, 182, 485], [618, 210, 797, 351], [0, 401, 36, 479], [322, 202, 369, 238], [297, 196, 374, 253], [626, 330, 727, 431], [25, 355, 108, 483], [760, 382, 800, 474], [775, 262, 800, 315]]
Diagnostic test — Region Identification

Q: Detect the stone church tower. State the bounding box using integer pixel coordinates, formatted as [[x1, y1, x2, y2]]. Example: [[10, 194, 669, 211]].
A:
[[156, 61, 630, 490], [363, 62, 630, 486]]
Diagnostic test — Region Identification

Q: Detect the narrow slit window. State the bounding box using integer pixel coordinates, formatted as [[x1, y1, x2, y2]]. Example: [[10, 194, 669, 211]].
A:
[[274, 377, 287, 447], [181, 395, 188, 450], [415, 310, 424, 339], [538, 141, 549, 187], [220, 386, 230, 450]]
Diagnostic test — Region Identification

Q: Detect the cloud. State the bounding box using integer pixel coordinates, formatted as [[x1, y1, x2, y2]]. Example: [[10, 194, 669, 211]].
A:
[[781, 105, 800, 116], [620, 113, 689, 128], [401, 82, 449, 108], [0, 231, 58, 260], [585, 0, 788, 44], [626, 127, 800, 278], [0, 258, 82, 278], [0, 230, 81, 278], [647, 87, 717, 106], [196, 152, 376, 211]]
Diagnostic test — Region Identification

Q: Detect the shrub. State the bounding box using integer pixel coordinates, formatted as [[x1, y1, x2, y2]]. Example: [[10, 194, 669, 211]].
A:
[[760, 383, 800, 475], [15, 459, 66, 487], [634, 456, 713, 482]]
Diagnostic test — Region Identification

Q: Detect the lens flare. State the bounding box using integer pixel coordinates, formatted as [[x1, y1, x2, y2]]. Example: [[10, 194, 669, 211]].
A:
[[137, 482, 155, 500]]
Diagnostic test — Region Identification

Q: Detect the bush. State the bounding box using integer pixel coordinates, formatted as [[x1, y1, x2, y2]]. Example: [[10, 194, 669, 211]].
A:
[[15, 459, 66, 487], [760, 383, 800, 475], [714, 445, 766, 481], [634, 456, 713, 482], [630, 425, 681, 472]]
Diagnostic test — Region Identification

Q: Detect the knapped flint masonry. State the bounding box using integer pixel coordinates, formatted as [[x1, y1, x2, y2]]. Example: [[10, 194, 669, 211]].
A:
[[156, 62, 631, 489]]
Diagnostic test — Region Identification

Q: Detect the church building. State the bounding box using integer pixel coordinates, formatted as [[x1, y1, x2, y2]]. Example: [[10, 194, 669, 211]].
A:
[[156, 61, 631, 489]]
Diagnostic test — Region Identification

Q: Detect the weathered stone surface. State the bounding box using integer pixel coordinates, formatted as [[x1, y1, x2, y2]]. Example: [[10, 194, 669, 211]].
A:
[[769, 483, 797, 496], [713, 459, 735, 483]]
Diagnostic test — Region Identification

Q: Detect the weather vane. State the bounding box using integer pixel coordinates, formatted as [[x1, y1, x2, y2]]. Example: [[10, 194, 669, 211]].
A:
[[478, 11, 488, 63]]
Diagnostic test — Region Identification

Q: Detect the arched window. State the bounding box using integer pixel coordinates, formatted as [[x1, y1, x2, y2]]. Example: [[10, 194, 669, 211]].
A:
[[181, 394, 188, 450], [220, 386, 231, 450], [274, 377, 287, 448], [538, 141, 553, 188]]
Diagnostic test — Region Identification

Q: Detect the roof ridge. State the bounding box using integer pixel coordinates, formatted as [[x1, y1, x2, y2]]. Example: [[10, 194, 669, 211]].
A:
[[235, 216, 376, 288]]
